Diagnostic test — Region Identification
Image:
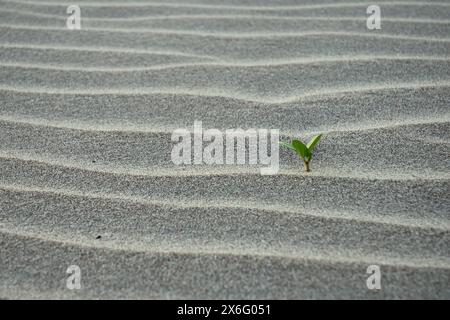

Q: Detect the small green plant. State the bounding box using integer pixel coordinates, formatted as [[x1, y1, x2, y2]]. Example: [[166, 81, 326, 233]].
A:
[[280, 134, 322, 172]]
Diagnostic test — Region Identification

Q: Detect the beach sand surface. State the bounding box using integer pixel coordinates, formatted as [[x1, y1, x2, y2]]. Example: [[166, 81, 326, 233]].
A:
[[0, 0, 449, 299]]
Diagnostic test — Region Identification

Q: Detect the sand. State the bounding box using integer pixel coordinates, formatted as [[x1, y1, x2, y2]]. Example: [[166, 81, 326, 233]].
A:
[[0, 0, 449, 299]]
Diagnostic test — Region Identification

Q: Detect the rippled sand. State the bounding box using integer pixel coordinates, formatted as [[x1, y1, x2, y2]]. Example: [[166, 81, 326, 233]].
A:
[[0, 0, 449, 299]]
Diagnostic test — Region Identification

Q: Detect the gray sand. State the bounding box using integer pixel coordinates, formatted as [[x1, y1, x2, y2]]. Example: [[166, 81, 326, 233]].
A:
[[0, 0, 449, 299]]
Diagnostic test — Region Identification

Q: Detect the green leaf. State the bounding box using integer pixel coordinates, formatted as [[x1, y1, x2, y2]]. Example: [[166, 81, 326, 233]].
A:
[[292, 139, 311, 160], [307, 134, 322, 154], [279, 141, 296, 151]]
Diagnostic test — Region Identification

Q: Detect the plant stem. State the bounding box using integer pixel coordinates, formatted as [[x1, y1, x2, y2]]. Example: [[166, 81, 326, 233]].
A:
[[304, 161, 310, 172]]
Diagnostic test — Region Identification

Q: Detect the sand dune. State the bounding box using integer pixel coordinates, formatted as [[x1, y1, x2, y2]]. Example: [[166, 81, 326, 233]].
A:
[[0, 0, 449, 299]]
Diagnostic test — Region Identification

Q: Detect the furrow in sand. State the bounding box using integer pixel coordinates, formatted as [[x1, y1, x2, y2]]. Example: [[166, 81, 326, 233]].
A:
[[2, 29, 449, 61], [3, 11, 450, 41], [0, 82, 449, 104], [4, 54, 448, 75], [2, 50, 450, 104], [3, 1, 449, 22], [2, 6, 449, 23], [1, 86, 449, 132], [0, 229, 449, 299], [0, 155, 447, 226], [0, 118, 448, 176], [0, 152, 449, 182], [2, 60, 449, 104], [0, 44, 218, 60], [3, 8, 450, 24], [2, 25, 450, 42], [2, 55, 450, 72], [0, 113, 449, 136], [0, 225, 448, 271], [0, 48, 217, 70], [1, 182, 449, 232], [4, 0, 450, 10]]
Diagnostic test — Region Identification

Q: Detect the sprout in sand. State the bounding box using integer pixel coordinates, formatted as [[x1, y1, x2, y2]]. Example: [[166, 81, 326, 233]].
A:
[[280, 134, 322, 172]]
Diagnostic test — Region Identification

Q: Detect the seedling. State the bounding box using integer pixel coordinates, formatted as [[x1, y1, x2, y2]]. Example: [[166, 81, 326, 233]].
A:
[[280, 134, 322, 172]]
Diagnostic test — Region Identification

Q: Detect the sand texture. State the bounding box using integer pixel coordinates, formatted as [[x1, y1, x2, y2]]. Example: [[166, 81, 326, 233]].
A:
[[0, 0, 449, 299]]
